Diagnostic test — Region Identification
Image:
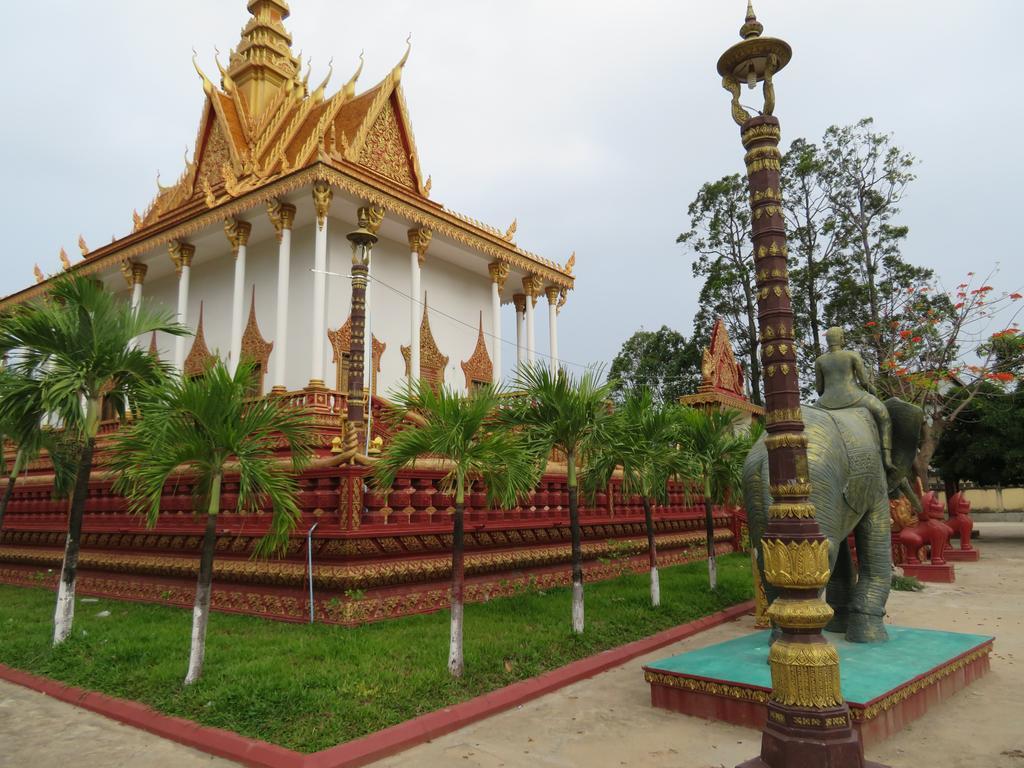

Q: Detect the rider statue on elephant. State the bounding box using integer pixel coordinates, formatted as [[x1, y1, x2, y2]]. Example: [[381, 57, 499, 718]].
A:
[[744, 326, 924, 644], [815, 326, 895, 475]]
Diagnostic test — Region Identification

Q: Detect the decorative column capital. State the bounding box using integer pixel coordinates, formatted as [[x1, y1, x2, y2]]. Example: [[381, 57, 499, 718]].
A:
[[168, 241, 195, 276], [224, 219, 252, 256], [407, 228, 432, 265], [267, 200, 296, 242], [313, 182, 333, 230], [512, 293, 527, 314], [488, 261, 510, 290], [544, 285, 560, 305], [364, 204, 385, 235], [120, 261, 148, 288], [522, 275, 541, 306]]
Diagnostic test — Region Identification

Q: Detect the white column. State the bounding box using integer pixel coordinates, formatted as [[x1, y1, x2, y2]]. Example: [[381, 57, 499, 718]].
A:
[[513, 294, 526, 369], [523, 276, 537, 365], [407, 229, 432, 385], [129, 267, 145, 313], [487, 262, 508, 383], [545, 286, 560, 372], [169, 242, 195, 372], [225, 219, 252, 374], [269, 202, 295, 393], [310, 183, 332, 387]]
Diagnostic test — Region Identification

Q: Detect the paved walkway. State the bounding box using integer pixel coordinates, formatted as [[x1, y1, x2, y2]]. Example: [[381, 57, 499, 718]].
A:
[[1, 523, 1020, 768]]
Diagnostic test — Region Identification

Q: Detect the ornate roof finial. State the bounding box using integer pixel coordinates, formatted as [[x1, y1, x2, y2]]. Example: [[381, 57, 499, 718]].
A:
[[740, 0, 764, 39]]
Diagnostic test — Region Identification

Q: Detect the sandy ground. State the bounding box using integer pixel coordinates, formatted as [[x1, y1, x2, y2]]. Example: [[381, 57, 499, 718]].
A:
[[0, 523, 1020, 768]]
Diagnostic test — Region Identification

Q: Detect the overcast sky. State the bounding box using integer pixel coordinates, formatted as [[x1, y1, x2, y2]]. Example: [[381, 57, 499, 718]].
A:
[[3, 1, 1021, 372]]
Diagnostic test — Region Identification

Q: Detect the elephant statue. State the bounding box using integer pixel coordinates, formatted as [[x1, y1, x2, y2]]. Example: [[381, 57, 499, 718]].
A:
[[743, 397, 923, 643]]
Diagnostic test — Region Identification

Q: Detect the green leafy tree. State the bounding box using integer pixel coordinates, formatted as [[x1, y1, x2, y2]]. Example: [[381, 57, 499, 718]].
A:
[[781, 138, 841, 389], [108, 361, 315, 685], [504, 365, 611, 634], [678, 174, 762, 405], [582, 389, 693, 606], [819, 117, 921, 364], [607, 326, 701, 405], [933, 385, 1024, 488], [374, 380, 538, 677], [0, 275, 186, 645], [674, 408, 759, 590], [0, 368, 76, 530]]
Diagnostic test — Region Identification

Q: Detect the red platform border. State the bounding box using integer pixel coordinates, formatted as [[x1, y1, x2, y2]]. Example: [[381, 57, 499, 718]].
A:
[[0, 600, 754, 768]]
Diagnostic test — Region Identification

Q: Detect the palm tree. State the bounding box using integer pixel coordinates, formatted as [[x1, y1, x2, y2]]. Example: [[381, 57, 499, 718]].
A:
[[374, 380, 538, 677], [108, 361, 315, 685], [674, 407, 759, 590], [504, 365, 611, 635], [0, 275, 186, 644], [583, 388, 693, 607], [0, 368, 76, 531]]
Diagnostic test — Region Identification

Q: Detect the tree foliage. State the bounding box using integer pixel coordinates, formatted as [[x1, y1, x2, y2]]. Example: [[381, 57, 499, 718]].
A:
[[678, 174, 762, 405], [607, 326, 701, 405], [932, 385, 1024, 487]]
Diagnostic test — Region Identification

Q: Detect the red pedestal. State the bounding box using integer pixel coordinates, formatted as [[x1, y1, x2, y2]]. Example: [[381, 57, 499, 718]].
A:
[[944, 548, 980, 563], [902, 563, 956, 583]]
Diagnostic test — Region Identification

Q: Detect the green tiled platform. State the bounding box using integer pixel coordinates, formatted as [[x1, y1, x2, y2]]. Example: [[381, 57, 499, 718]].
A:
[[644, 626, 993, 745], [647, 626, 991, 704]]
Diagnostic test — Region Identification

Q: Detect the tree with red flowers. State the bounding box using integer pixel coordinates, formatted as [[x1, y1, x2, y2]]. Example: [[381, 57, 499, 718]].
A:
[[863, 270, 1023, 481]]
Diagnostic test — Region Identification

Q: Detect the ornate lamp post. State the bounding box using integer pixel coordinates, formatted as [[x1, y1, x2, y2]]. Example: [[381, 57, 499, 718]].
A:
[[345, 207, 379, 453], [716, 4, 882, 767]]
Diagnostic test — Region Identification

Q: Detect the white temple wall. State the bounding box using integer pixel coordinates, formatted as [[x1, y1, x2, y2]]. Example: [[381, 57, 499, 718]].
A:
[[104, 215, 495, 397]]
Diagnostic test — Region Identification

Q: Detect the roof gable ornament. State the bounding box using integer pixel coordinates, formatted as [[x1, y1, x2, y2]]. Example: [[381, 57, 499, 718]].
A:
[[184, 302, 218, 378], [461, 312, 494, 388]]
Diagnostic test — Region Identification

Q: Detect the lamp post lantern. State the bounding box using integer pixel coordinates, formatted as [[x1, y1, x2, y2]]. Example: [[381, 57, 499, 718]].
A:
[[716, 4, 883, 767]]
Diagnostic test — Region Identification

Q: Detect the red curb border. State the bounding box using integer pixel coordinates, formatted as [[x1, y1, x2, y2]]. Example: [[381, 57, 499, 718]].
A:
[[0, 600, 754, 768]]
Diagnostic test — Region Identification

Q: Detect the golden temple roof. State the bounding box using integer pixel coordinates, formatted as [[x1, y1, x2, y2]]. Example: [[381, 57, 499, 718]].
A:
[[2, 1, 574, 308]]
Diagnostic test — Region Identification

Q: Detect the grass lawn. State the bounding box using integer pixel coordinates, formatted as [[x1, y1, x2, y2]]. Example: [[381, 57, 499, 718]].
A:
[[0, 554, 752, 753]]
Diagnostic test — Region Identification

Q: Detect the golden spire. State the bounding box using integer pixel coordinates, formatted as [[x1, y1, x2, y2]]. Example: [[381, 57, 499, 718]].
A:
[[740, 0, 764, 39], [226, 0, 302, 115]]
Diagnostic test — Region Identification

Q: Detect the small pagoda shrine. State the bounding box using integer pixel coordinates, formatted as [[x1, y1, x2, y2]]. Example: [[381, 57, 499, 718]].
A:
[[680, 317, 763, 423]]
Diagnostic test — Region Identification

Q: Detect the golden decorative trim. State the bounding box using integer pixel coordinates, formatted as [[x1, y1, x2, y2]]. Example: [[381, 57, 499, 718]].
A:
[[765, 434, 808, 451], [407, 228, 432, 264], [224, 218, 252, 255], [769, 502, 816, 519], [461, 311, 494, 388], [645, 669, 770, 703], [364, 204, 385, 235], [761, 538, 830, 589], [741, 123, 782, 145], [401, 296, 448, 390], [544, 285, 560, 305], [240, 287, 273, 395], [850, 645, 992, 721], [765, 409, 802, 428], [487, 261, 510, 290], [767, 598, 834, 630], [770, 482, 812, 498], [768, 639, 843, 709], [313, 181, 333, 230], [512, 293, 527, 313], [266, 200, 296, 242], [522, 275, 542, 306], [183, 302, 218, 378], [167, 241, 195, 276]]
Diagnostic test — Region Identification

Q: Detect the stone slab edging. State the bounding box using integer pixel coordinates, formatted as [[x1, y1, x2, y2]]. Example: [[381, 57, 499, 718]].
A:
[[0, 600, 754, 768]]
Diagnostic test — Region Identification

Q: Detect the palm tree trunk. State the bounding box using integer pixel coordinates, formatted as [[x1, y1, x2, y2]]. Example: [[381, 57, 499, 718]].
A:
[[0, 470, 17, 533], [703, 478, 717, 591], [567, 450, 584, 634], [185, 472, 221, 686], [448, 481, 466, 678], [53, 435, 95, 645], [642, 496, 660, 607]]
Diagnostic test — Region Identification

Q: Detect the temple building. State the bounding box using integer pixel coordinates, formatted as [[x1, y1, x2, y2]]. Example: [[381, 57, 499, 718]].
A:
[[680, 318, 763, 424], [2, 0, 575, 397]]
